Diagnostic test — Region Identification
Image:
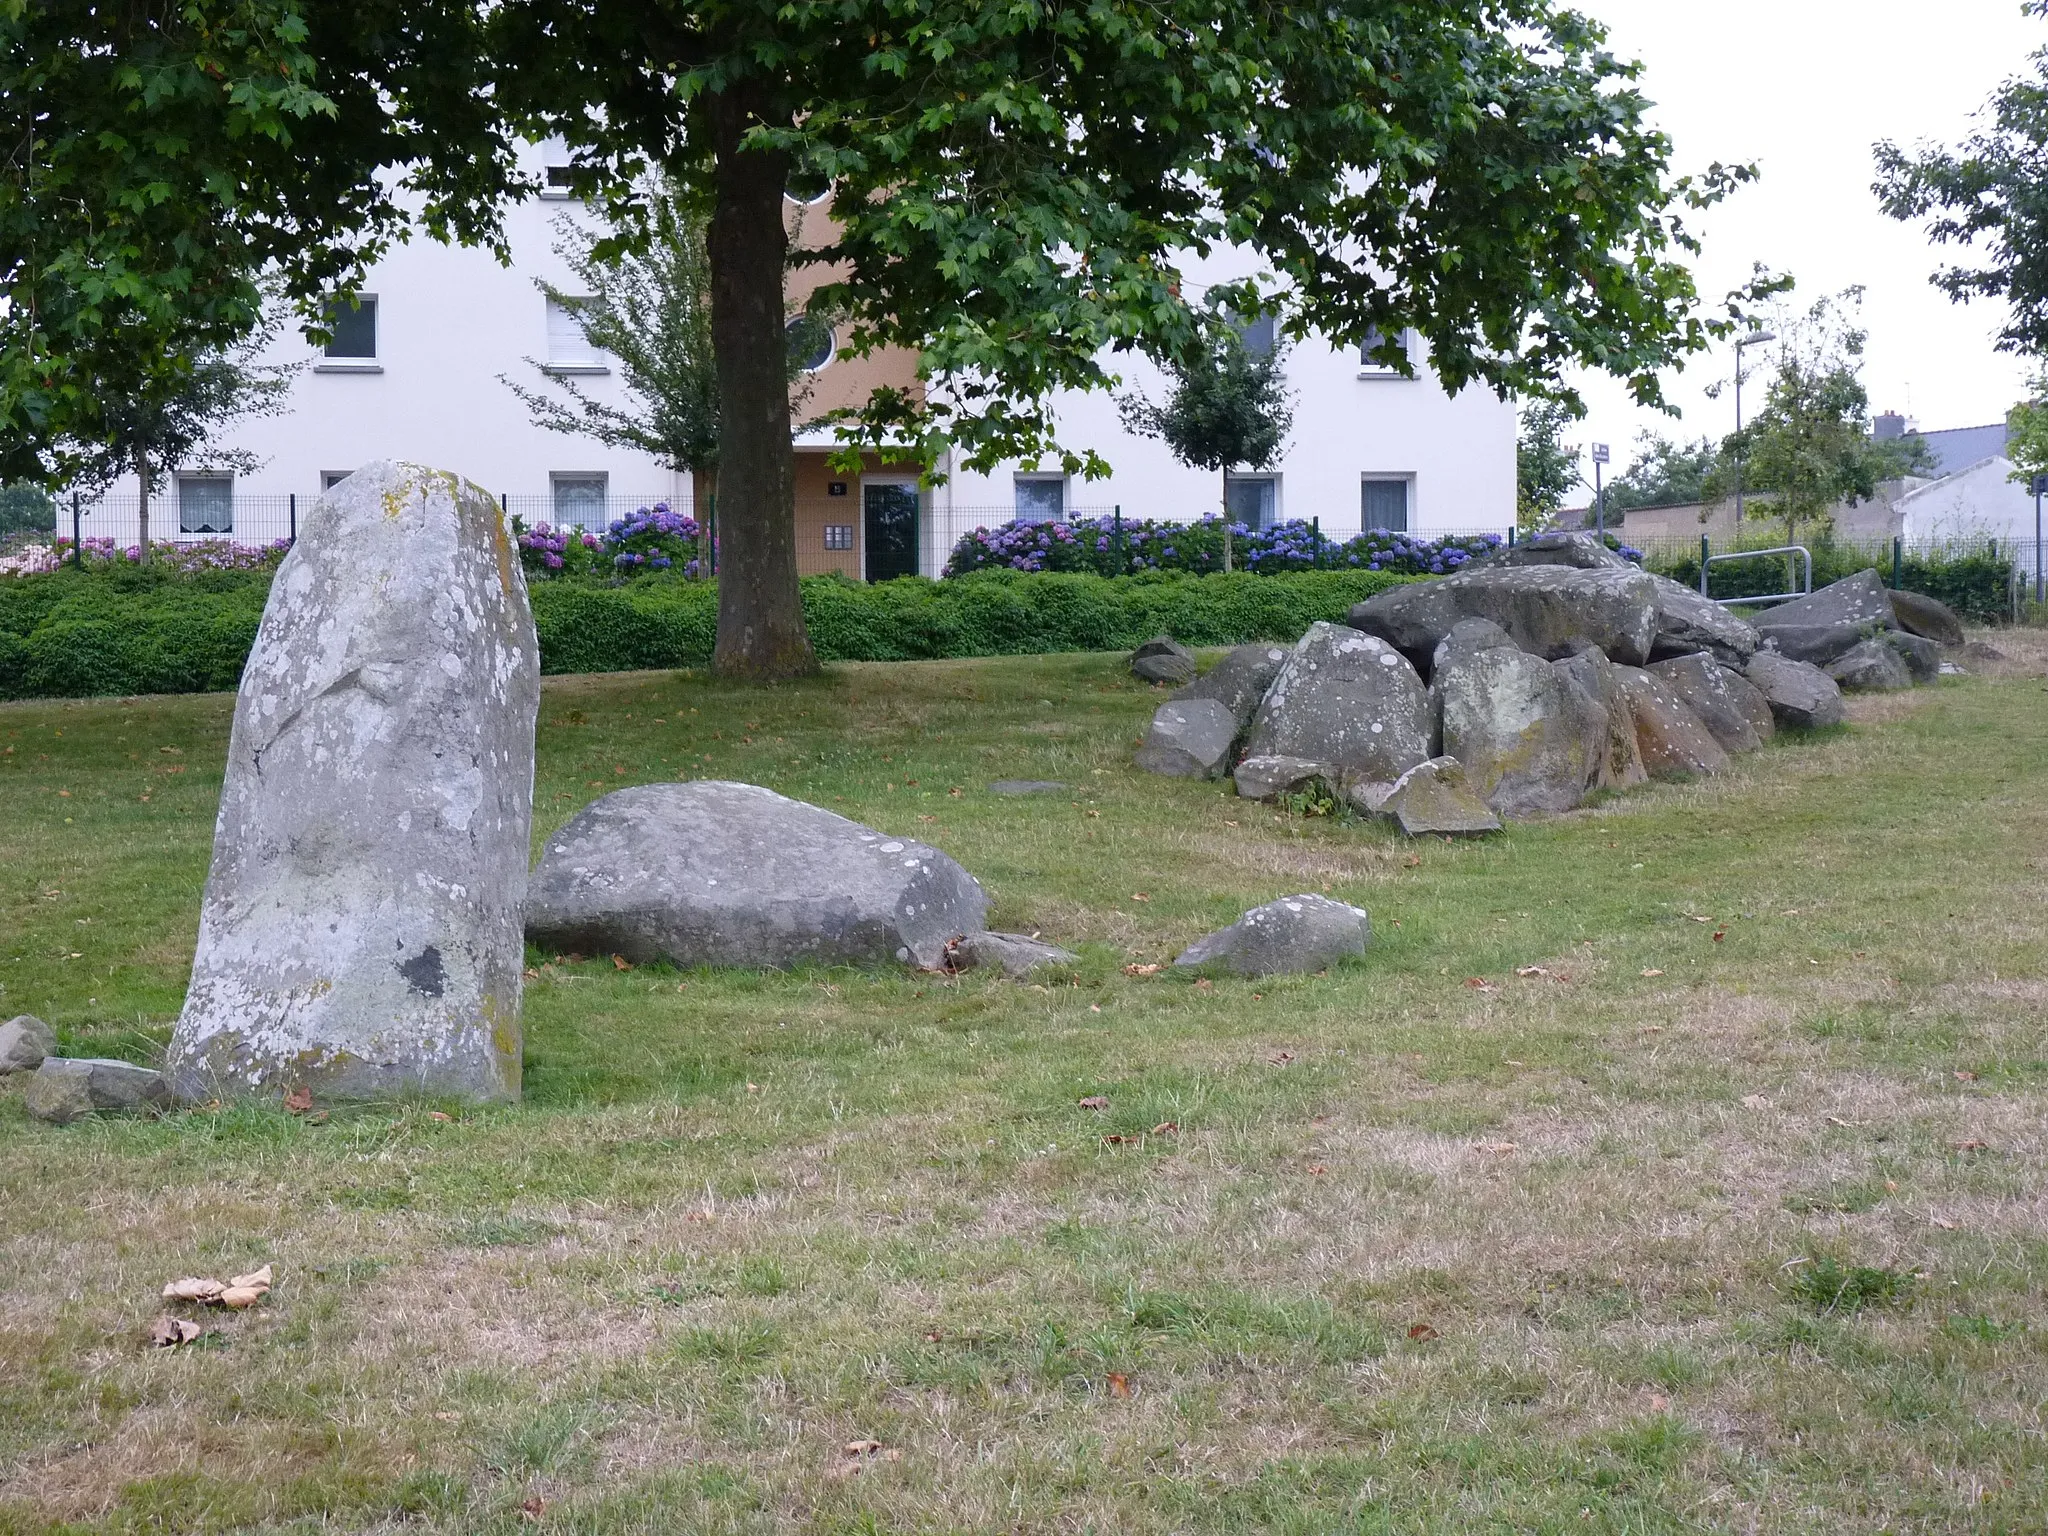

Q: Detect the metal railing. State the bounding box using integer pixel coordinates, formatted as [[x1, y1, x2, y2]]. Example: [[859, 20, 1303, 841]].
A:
[[1700, 543, 1812, 607]]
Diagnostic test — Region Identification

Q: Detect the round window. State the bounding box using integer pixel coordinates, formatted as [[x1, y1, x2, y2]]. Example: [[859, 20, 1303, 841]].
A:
[[786, 317, 834, 372]]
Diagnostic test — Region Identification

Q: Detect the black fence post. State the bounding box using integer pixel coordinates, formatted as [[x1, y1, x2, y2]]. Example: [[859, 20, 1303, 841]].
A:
[[1698, 534, 1710, 597], [1312, 515, 1322, 563], [1507, 525, 1516, 548], [1113, 504, 1125, 569], [71, 493, 82, 569], [288, 493, 297, 545], [1891, 535, 1902, 590]]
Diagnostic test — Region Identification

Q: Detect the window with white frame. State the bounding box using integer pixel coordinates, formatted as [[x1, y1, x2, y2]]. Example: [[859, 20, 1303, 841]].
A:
[[177, 474, 234, 534], [542, 165, 577, 197], [323, 295, 377, 359], [1232, 313, 1277, 358], [552, 474, 607, 526], [1014, 475, 1066, 523], [546, 297, 605, 370], [1361, 477, 1410, 531], [1358, 326, 1411, 375], [1224, 475, 1278, 528], [321, 470, 355, 491]]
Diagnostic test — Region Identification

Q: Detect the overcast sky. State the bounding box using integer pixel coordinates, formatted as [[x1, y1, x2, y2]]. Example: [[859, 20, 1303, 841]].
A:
[[1561, 0, 2040, 486]]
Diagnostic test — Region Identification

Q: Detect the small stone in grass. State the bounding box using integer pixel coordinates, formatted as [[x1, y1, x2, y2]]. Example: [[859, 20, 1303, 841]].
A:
[[0, 1015, 57, 1074]]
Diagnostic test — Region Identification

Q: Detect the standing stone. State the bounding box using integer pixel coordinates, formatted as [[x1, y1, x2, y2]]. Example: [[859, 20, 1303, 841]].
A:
[[1243, 622, 1430, 787], [1134, 696, 1239, 779], [0, 1014, 57, 1074], [24, 1058, 172, 1125], [1553, 647, 1647, 792], [1613, 667, 1731, 780], [167, 462, 540, 1104], [1827, 637, 1913, 692], [1175, 893, 1371, 976], [1648, 653, 1774, 754], [1744, 652, 1845, 729], [525, 781, 987, 970], [1749, 570, 1898, 664], [1889, 589, 1966, 646], [1433, 635, 1601, 816], [1130, 635, 1197, 685], [1372, 757, 1502, 836]]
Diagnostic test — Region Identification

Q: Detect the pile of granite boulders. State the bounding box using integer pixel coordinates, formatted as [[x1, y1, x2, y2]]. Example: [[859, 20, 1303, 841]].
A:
[[1130, 532, 1963, 832]]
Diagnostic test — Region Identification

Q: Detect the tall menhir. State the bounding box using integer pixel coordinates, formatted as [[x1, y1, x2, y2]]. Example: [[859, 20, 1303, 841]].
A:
[[167, 462, 540, 1103]]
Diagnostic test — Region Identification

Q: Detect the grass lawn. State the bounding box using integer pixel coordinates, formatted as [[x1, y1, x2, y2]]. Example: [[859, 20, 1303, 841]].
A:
[[3, 640, 2048, 1534]]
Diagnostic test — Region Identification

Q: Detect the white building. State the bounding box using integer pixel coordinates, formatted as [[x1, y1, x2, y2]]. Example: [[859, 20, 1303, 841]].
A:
[[76, 158, 1517, 576]]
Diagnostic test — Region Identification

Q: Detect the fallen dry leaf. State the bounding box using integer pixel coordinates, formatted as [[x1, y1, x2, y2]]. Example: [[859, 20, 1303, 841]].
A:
[[519, 1496, 546, 1521], [1514, 965, 1551, 978], [1403, 855, 1422, 868], [163, 1277, 225, 1304], [1684, 914, 1711, 924], [149, 1315, 202, 1348], [283, 1085, 313, 1115], [1826, 1116, 1862, 1129], [1194, 978, 1213, 991], [229, 1265, 273, 1292], [1103, 1134, 1130, 1145], [844, 1439, 884, 1457], [612, 954, 632, 971], [1106, 1372, 1132, 1398], [1741, 1094, 1771, 1110], [1955, 1070, 1979, 1082], [922, 1329, 945, 1342], [1932, 1216, 1958, 1230], [1640, 967, 1665, 977], [1268, 1050, 1296, 1065], [1122, 963, 1161, 977], [1077, 1095, 1109, 1110], [1130, 892, 1150, 902], [1711, 930, 1726, 943], [1648, 1393, 1670, 1412], [1954, 1139, 1989, 1152], [1150, 1121, 1178, 1135], [221, 1286, 265, 1309], [1474, 1141, 1519, 1155], [1463, 977, 1496, 992], [428, 1110, 453, 1123], [1306, 1163, 1329, 1175], [1406, 1323, 1439, 1342]]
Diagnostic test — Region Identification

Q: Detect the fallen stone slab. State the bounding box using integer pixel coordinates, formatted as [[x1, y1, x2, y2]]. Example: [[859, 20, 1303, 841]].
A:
[[526, 781, 988, 971], [989, 779, 1067, 796], [1349, 564, 1661, 673], [1613, 667, 1732, 780], [1175, 643, 1290, 729], [1474, 530, 1633, 570], [1243, 622, 1430, 786], [1883, 630, 1942, 684], [1646, 574, 1761, 667], [1133, 696, 1238, 779], [948, 931, 1078, 978], [1751, 570, 1897, 651], [1889, 589, 1966, 646], [25, 1058, 172, 1125], [1648, 653, 1774, 754], [1373, 757, 1502, 836], [1743, 652, 1845, 729], [1175, 893, 1371, 976], [1828, 637, 1913, 692], [1233, 754, 1335, 802], [1131, 634, 1197, 685], [166, 461, 540, 1106], [1751, 621, 1873, 668], [1553, 646, 1647, 792], [1434, 635, 1601, 816], [0, 1014, 56, 1074]]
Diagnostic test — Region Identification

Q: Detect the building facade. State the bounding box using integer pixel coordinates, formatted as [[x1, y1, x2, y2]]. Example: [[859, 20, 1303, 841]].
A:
[[74, 156, 1517, 576]]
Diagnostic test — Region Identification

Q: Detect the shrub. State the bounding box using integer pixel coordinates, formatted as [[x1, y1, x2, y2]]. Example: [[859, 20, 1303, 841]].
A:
[[515, 503, 704, 582], [1644, 537, 2015, 624], [0, 566, 1413, 699], [946, 513, 1506, 578]]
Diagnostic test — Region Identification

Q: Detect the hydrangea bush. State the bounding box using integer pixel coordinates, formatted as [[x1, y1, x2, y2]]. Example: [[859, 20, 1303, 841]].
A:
[[514, 504, 704, 581], [944, 514, 1507, 578], [0, 536, 291, 577]]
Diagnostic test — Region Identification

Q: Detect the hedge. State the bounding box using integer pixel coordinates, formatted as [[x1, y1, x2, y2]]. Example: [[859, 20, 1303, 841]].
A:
[[0, 567, 1413, 700], [1642, 540, 2016, 624]]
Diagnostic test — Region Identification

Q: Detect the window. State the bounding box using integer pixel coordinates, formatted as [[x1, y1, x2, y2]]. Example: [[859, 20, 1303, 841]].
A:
[[177, 475, 233, 535], [824, 524, 855, 550], [546, 297, 605, 370], [1014, 476, 1066, 523], [1359, 326, 1410, 375], [323, 296, 377, 359], [1225, 475, 1278, 528], [542, 165, 577, 197], [1361, 477, 1409, 532], [786, 316, 834, 372], [1232, 313, 1277, 358], [552, 474, 607, 526], [321, 470, 354, 491]]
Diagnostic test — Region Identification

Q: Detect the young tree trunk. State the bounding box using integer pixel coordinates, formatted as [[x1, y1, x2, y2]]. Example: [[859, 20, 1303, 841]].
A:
[[134, 444, 152, 565], [1221, 467, 1232, 573], [704, 90, 818, 681]]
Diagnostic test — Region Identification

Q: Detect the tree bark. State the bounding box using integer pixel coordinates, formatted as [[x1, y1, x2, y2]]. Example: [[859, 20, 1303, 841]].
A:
[[705, 88, 818, 681], [135, 444, 152, 565]]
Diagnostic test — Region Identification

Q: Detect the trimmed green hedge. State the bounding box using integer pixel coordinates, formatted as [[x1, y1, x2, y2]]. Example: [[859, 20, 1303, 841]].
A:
[[1643, 541, 2015, 624], [0, 567, 1412, 700]]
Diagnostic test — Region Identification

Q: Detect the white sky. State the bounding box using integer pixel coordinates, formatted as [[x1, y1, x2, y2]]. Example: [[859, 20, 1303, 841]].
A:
[[1560, 0, 2040, 486]]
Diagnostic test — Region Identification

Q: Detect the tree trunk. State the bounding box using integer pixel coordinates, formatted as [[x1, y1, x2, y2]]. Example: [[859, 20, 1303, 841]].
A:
[[705, 89, 818, 681], [135, 444, 152, 565], [1221, 467, 1232, 573]]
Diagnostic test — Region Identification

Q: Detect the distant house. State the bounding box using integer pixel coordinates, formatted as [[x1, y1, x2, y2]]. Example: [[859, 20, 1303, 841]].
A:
[[1873, 411, 2007, 479]]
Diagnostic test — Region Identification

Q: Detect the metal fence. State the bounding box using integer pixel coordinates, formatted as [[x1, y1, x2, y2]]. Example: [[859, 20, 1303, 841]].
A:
[[37, 489, 688, 547]]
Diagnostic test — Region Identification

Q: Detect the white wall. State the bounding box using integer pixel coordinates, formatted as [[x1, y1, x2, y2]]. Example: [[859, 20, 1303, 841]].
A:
[[1898, 457, 2037, 543]]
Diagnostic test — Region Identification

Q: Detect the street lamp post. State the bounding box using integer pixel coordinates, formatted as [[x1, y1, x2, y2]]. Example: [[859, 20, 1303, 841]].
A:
[[1732, 329, 1777, 527], [2033, 473, 2047, 604], [1591, 443, 1610, 538]]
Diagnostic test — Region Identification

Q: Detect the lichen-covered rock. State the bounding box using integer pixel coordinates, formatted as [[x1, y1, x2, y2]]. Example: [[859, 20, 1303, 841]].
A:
[[1130, 634, 1197, 685], [1233, 755, 1335, 802], [1373, 757, 1502, 836], [1552, 647, 1647, 792], [1348, 564, 1661, 673], [1175, 643, 1290, 729], [1431, 617, 1518, 673], [1175, 893, 1370, 976], [1744, 652, 1845, 729], [526, 781, 987, 970], [1883, 630, 1942, 684], [1243, 622, 1430, 786], [1134, 696, 1238, 779], [1648, 653, 1774, 754], [949, 931, 1078, 978], [1828, 637, 1914, 692], [1613, 667, 1731, 780], [1889, 589, 1965, 646], [1433, 634, 1601, 816], [0, 1014, 57, 1074], [25, 1058, 172, 1125], [1473, 530, 1633, 571], [1751, 570, 1899, 664], [167, 462, 539, 1105], [1645, 574, 1761, 666]]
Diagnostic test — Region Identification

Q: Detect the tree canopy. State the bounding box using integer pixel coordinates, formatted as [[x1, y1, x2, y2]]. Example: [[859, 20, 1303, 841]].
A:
[[1603, 433, 1720, 514], [1875, 3, 2048, 357], [1515, 400, 1581, 531], [1119, 317, 1294, 486]]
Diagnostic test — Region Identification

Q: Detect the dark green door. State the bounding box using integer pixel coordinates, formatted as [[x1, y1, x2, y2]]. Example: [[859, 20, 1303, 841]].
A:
[[863, 482, 919, 582]]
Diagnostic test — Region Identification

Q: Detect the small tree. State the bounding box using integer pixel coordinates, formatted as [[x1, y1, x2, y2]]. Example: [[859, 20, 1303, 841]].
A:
[[1119, 317, 1293, 564], [1604, 432, 1721, 515], [62, 312, 295, 562], [1706, 290, 1932, 546], [2005, 374, 2048, 492], [1515, 399, 1581, 531]]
